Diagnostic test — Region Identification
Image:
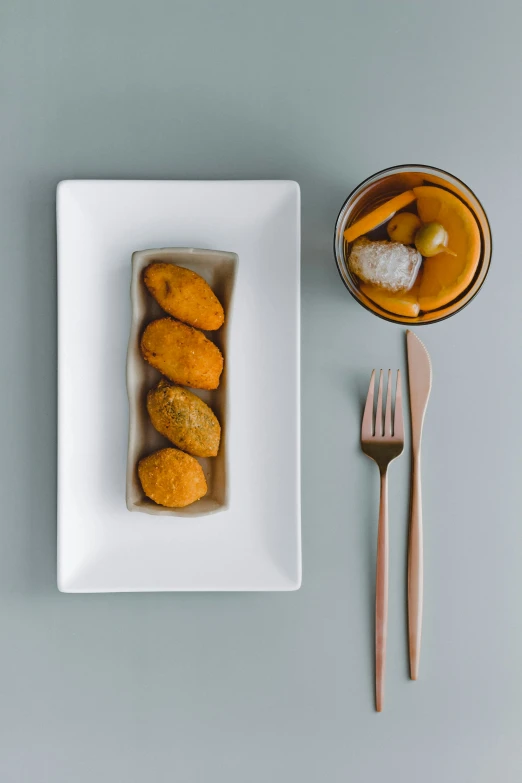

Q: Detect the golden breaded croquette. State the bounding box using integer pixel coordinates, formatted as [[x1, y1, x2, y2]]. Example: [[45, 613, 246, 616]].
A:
[[144, 263, 224, 330], [147, 379, 221, 457], [138, 448, 207, 508], [140, 318, 224, 390]]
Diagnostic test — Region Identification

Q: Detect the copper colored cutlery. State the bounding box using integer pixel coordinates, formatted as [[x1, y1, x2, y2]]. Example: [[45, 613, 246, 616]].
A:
[[361, 369, 404, 712], [406, 330, 432, 681], [361, 330, 431, 712]]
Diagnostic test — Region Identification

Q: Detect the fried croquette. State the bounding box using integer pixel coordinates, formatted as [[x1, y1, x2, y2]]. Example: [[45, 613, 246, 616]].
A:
[[144, 263, 224, 330], [147, 379, 221, 457], [138, 448, 207, 508], [140, 318, 224, 390]]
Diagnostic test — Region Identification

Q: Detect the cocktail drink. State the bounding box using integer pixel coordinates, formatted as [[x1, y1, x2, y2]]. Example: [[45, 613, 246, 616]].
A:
[[334, 166, 491, 324]]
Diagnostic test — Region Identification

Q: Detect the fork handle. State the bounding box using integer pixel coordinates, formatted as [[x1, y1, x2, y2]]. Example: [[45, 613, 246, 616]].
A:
[[375, 469, 389, 712], [408, 453, 423, 680]]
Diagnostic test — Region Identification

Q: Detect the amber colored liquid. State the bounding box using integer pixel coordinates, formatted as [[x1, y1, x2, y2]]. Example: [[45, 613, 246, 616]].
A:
[[343, 170, 490, 324]]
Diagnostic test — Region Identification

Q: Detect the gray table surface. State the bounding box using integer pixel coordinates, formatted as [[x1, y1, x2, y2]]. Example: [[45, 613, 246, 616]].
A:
[[2, 0, 521, 780]]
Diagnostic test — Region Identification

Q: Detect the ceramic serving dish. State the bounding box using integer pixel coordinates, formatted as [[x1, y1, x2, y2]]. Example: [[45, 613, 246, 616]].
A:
[[126, 247, 238, 517], [57, 179, 300, 592]]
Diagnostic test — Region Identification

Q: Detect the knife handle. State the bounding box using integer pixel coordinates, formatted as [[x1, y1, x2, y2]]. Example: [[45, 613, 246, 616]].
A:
[[408, 452, 423, 681]]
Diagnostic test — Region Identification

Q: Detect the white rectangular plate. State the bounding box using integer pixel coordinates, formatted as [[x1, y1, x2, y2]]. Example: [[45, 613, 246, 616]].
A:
[[57, 180, 301, 592]]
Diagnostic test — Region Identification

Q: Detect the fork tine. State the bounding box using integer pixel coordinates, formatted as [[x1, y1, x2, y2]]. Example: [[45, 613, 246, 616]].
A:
[[394, 370, 404, 439], [384, 369, 392, 436], [375, 370, 384, 436], [362, 370, 375, 437]]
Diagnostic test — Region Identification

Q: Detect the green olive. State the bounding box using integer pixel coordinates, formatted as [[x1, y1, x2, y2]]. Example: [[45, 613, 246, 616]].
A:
[[387, 212, 421, 245], [414, 222, 454, 257]]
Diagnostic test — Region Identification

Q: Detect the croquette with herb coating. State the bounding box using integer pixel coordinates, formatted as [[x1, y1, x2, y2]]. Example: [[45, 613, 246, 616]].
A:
[[147, 379, 221, 457], [140, 317, 224, 390], [144, 263, 224, 330], [138, 448, 207, 508]]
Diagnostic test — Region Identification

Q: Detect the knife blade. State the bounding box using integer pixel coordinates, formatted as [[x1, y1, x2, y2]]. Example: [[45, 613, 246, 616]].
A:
[[406, 329, 432, 680]]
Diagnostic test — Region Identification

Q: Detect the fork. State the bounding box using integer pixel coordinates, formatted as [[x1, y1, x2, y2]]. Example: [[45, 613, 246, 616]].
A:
[[361, 369, 404, 712]]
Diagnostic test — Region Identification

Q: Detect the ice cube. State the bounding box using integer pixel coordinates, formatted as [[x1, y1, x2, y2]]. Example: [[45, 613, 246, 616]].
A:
[[348, 237, 422, 292]]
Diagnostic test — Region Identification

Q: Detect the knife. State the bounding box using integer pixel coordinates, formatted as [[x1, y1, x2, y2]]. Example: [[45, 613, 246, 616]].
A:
[[406, 330, 432, 681]]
